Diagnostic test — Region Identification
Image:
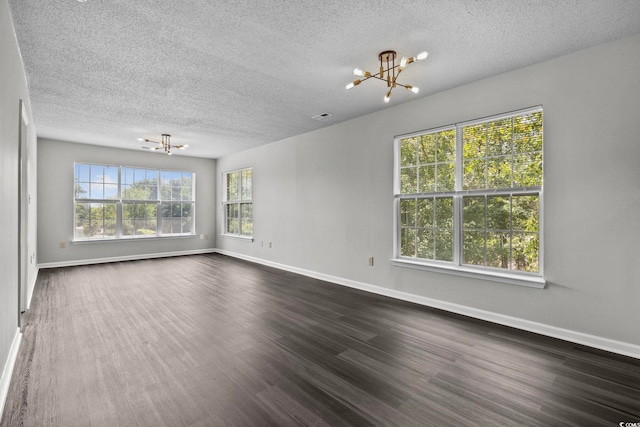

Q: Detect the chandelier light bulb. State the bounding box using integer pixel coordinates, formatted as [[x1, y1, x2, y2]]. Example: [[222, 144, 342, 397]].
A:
[[346, 82, 354, 90], [384, 91, 391, 103], [353, 68, 364, 76], [400, 56, 408, 67], [416, 51, 428, 61], [411, 86, 420, 94]]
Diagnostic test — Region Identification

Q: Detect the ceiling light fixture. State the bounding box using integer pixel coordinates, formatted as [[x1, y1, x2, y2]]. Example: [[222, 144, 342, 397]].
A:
[[346, 50, 428, 103], [137, 134, 187, 155]]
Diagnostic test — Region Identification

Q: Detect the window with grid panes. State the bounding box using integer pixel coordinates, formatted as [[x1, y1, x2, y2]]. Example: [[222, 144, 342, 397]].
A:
[[394, 108, 543, 285], [223, 168, 253, 237], [74, 163, 195, 240]]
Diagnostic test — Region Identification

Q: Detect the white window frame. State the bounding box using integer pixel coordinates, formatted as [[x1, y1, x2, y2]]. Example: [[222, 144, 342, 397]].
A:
[[222, 167, 253, 240], [392, 107, 545, 288], [73, 163, 196, 241]]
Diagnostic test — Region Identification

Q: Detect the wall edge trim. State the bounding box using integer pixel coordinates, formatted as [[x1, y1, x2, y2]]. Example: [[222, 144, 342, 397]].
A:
[[0, 329, 22, 423], [26, 266, 38, 310], [215, 249, 640, 360]]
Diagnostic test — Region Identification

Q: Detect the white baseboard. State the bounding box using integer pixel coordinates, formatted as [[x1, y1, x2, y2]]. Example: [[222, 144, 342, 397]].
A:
[[215, 249, 640, 360], [38, 248, 217, 269], [0, 329, 22, 423]]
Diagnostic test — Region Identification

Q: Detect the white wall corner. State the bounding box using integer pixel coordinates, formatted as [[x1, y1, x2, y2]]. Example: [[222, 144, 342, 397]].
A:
[[0, 329, 22, 423], [215, 249, 640, 360]]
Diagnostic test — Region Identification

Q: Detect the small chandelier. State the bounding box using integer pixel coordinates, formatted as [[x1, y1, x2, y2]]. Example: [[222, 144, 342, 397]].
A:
[[138, 134, 188, 155], [346, 50, 428, 103]]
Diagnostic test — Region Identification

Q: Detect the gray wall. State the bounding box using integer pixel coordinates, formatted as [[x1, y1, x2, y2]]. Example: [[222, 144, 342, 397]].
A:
[[38, 139, 216, 264], [0, 0, 37, 398], [217, 34, 640, 348]]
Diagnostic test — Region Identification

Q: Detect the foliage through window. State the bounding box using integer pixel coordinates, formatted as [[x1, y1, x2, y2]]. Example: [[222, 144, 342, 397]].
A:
[[223, 168, 253, 237], [74, 164, 195, 240], [395, 108, 543, 279]]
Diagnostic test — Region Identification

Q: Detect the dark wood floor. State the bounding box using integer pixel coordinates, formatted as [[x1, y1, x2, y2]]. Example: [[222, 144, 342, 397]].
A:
[[2, 254, 639, 426]]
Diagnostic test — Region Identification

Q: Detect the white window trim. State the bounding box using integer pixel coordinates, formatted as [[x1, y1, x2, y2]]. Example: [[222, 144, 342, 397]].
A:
[[221, 167, 253, 239], [392, 106, 544, 287], [73, 163, 196, 241]]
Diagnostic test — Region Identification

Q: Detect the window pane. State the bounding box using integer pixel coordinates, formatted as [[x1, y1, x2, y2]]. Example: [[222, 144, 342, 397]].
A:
[[435, 198, 453, 228], [512, 195, 539, 232], [400, 167, 417, 194], [227, 218, 239, 234], [104, 184, 118, 199], [486, 196, 510, 231], [241, 169, 252, 201], [122, 168, 157, 200], [487, 118, 512, 157], [75, 202, 116, 239], [463, 123, 486, 159], [416, 228, 434, 259], [226, 203, 239, 219], [75, 163, 90, 183], [514, 153, 542, 187], [418, 165, 435, 193], [75, 182, 89, 199], [400, 137, 417, 166], [400, 199, 416, 227], [241, 203, 253, 221], [122, 203, 157, 236], [463, 196, 485, 229], [487, 157, 512, 189], [182, 216, 193, 234], [436, 162, 455, 191], [241, 220, 253, 236], [74, 203, 89, 238], [417, 134, 435, 164], [416, 198, 433, 228], [513, 112, 543, 154], [463, 231, 485, 266], [436, 130, 456, 162], [512, 232, 539, 272], [486, 231, 510, 268], [435, 229, 453, 262], [227, 172, 239, 201], [463, 159, 485, 190], [400, 228, 417, 257]]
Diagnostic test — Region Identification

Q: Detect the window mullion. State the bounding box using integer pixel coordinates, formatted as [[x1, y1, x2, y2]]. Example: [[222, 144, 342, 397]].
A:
[[454, 124, 463, 266], [116, 167, 122, 238]]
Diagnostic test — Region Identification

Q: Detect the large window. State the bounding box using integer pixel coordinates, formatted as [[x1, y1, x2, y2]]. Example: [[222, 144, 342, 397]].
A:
[[394, 107, 543, 286], [74, 164, 195, 240], [223, 168, 253, 238]]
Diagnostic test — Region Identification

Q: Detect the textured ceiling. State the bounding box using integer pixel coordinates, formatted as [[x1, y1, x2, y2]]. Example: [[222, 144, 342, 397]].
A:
[[9, 0, 640, 158]]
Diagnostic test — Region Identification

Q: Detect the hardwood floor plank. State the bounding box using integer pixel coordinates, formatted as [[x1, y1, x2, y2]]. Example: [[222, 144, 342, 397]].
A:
[[1, 254, 639, 426]]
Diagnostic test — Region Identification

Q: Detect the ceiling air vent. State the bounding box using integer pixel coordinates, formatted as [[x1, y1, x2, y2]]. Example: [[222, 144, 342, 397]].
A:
[[311, 112, 332, 121]]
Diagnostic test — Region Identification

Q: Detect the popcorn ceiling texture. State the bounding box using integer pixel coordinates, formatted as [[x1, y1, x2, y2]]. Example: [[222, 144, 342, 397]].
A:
[[8, 0, 640, 158]]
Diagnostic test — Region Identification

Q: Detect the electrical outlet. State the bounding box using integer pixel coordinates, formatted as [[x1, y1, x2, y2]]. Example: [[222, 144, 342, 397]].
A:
[[204, 235, 209, 240], [59, 241, 66, 249], [199, 234, 204, 239], [368, 256, 374, 266]]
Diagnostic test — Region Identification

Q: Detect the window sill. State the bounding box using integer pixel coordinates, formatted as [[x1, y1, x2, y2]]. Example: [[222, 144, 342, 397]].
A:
[[220, 234, 254, 242], [72, 234, 196, 244], [391, 258, 545, 288]]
